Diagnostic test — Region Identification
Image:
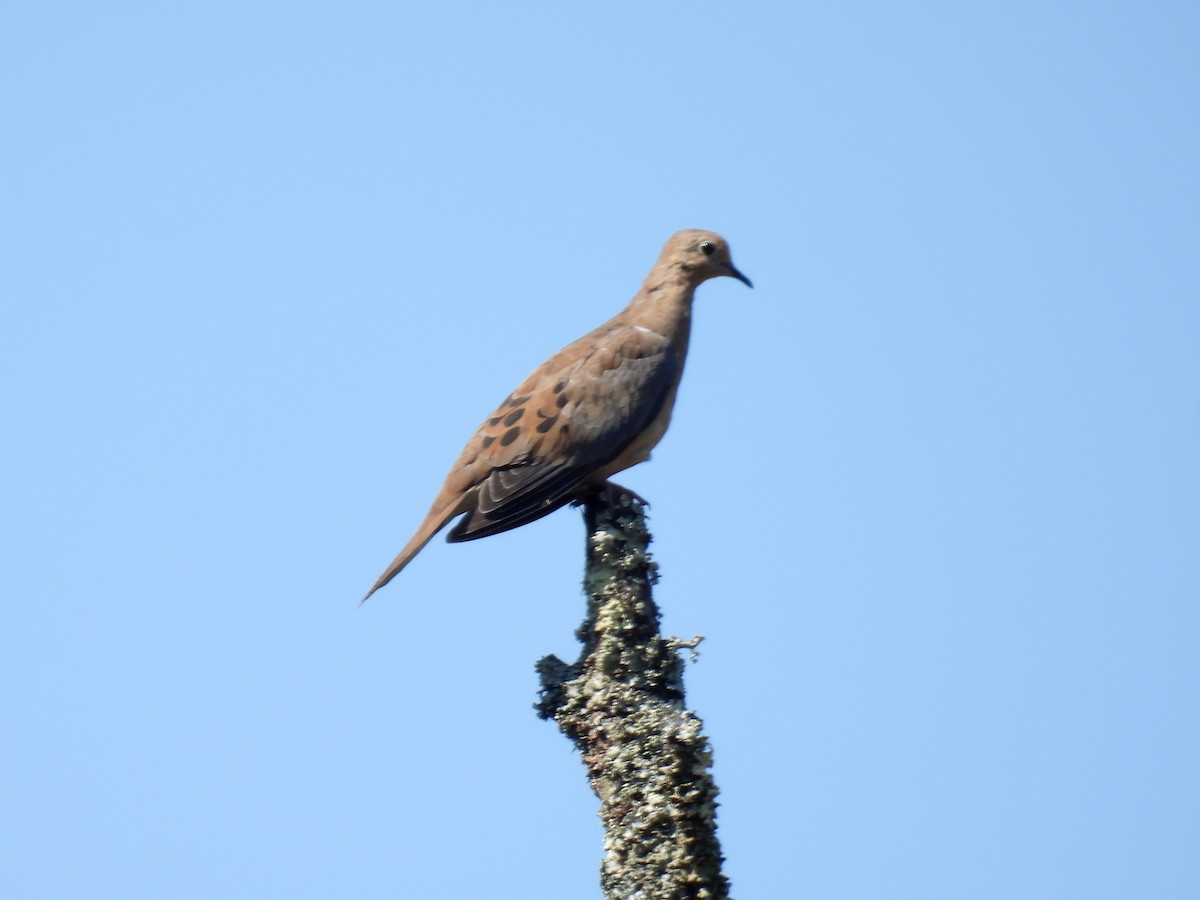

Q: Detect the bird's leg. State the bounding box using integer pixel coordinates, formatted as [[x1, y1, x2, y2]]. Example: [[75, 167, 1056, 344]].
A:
[[572, 479, 650, 509], [602, 479, 650, 508]]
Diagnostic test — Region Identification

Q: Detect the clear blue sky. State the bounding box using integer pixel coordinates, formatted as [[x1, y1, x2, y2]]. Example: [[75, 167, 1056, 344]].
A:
[[2, 3, 1197, 898]]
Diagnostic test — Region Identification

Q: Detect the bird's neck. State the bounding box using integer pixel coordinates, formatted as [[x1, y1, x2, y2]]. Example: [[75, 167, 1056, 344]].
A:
[[622, 270, 697, 348]]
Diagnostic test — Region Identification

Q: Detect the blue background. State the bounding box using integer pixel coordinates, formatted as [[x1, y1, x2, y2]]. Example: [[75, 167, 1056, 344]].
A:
[[3, 3, 1197, 897]]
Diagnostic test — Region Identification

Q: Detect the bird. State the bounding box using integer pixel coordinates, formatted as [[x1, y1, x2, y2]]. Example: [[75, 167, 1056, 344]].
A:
[[362, 229, 751, 601]]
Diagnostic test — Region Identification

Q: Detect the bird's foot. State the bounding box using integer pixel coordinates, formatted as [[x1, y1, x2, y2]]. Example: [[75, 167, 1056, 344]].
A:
[[604, 480, 650, 508], [572, 479, 650, 509]]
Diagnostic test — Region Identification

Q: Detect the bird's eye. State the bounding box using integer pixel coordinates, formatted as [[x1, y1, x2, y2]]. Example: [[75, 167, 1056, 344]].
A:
[[699, 240, 715, 256]]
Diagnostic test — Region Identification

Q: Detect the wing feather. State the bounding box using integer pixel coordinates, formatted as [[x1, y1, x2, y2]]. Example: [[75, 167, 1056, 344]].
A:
[[446, 324, 675, 542]]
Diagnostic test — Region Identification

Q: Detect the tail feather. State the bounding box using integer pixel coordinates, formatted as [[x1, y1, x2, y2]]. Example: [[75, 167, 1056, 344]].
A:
[[445, 493, 576, 542], [360, 496, 470, 604]]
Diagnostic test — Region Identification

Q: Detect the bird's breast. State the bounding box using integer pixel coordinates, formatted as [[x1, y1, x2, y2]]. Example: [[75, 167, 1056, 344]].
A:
[[598, 379, 681, 478]]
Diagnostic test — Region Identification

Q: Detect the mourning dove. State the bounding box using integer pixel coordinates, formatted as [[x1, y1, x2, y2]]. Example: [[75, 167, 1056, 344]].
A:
[[363, 229, 751, 601]]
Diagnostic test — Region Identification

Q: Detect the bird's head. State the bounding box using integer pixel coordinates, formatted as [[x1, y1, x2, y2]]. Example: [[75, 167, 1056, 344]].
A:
[[665, 229, 753, 288]]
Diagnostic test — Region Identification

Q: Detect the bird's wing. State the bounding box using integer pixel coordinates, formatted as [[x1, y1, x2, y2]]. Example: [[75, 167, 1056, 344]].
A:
[[445, 323, 677, 541]]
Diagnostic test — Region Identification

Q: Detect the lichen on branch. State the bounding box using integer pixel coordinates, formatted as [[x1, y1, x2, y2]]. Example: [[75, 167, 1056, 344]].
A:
[[536, 492, 731, 900]]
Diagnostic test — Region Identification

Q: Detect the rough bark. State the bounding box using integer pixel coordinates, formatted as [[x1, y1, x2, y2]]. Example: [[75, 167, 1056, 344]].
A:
[[536, 492, 731, 899]]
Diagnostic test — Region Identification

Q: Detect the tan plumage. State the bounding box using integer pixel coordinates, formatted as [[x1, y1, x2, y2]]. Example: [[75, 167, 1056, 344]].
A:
[[362, 229, 751, 601]]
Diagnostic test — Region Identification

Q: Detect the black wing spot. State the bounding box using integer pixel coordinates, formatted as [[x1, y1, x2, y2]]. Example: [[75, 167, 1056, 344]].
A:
[[502, 407, 525, 426], [500, 427, 521, 447], [536, 416, 558, 434]]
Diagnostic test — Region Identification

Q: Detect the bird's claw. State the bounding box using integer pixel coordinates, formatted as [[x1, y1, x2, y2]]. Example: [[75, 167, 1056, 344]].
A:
[[572, 480, 650, 509]]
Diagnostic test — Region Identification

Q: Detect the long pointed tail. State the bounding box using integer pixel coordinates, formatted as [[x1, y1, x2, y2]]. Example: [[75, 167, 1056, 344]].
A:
[[360, 496, 470, 604]]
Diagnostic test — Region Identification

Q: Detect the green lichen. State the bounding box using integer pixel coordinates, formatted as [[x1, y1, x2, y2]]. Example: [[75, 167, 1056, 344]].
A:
[[536, 493, 731, 900]]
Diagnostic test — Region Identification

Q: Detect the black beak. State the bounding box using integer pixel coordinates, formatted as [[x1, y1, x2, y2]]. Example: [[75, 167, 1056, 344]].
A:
[[726, 263, 753, 288]]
